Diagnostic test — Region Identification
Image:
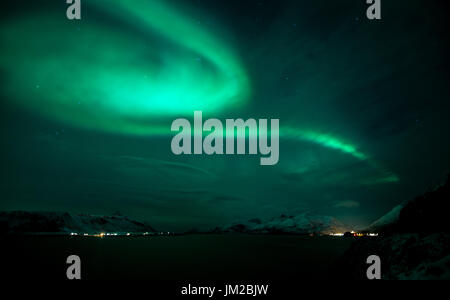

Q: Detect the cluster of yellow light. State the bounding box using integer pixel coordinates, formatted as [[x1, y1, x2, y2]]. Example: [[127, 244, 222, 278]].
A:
[[70, 232, 155, 237], [330, 233, 344, 237], [330, 232, 379, 237]]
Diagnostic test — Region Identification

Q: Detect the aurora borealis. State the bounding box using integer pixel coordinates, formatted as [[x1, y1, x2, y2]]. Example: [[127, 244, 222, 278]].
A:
[[1, 0, 450, 230], [0, 0, 250, 133]]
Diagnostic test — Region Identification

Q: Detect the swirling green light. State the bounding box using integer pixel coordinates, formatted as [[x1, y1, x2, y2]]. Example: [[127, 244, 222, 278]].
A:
[[279, 127, 399, 184], [281, 127, 367, 160], [0, 0, 249, 134], [176, 123, 399, 184], [0, 1, 398, 184]]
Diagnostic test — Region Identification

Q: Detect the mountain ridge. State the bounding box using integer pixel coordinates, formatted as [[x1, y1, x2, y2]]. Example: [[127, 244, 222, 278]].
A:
[[210, 212, 349, 235], [0, 211, 156, 235]]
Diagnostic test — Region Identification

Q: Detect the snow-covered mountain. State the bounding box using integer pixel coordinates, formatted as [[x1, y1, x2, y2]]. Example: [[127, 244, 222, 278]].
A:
[[211, 212, 349, 235], [336, 232, 450, 280], [366, 204, 403, 232], [366, 174, 450, 234], [0, 211, 156, 235], [337, 175, 450, 280]]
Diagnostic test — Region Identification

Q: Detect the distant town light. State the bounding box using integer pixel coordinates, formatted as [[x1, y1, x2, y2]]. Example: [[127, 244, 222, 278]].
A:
[[329, 232, 378, 237], [330, 233, 344, 236]]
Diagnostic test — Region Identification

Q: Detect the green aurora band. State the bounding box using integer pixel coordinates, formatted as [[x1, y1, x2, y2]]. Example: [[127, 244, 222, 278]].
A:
[[0, 0, 250, 132], [0, 0, 398, 184]]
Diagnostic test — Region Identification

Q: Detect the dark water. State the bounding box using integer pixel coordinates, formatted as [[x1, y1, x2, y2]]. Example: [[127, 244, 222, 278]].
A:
[[1, 234, 353, 280]]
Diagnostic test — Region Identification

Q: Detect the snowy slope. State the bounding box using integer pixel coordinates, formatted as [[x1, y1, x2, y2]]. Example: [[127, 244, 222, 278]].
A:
[[367, 204, 403, 231], [212, 212, 349, 235], [336, 232, 450, 280], [0, 211, 156, 234]]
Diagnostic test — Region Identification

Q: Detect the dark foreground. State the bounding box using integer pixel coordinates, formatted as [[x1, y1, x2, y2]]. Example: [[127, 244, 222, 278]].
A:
[[1, 234, 353, 280]]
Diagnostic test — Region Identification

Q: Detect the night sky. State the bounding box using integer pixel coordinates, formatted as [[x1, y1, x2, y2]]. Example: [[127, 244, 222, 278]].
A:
[[1, 0, 449, 231]]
